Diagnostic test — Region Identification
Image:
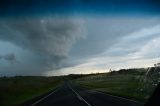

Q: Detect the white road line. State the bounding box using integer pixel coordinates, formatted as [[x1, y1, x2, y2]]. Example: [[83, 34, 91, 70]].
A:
[[89, 90, 143, 105], [68, 84, 92, 106], [31, 87, 60, 106]]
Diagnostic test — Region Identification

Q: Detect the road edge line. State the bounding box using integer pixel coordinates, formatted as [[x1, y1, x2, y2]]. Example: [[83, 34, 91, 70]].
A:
[[73, 83, 144, 105], [90, 89, 144, 105], [31, 87, 60, 106]]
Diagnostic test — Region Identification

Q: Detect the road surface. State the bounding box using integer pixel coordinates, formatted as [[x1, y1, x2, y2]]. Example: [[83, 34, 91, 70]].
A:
[[21, 82, 144, 106]]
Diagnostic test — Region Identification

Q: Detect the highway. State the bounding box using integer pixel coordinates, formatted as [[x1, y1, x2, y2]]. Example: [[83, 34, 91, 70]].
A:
[[21, 82, 144, 106]]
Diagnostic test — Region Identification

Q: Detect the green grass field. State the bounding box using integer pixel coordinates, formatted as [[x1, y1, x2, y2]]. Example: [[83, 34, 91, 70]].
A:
[[0, 76, 62, 106], [74, 68, 159, 103]]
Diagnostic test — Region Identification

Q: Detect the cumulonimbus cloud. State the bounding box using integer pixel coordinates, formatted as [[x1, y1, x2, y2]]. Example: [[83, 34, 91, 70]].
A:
[[0, 17, 86, 73], [0, 53, 17, 63]]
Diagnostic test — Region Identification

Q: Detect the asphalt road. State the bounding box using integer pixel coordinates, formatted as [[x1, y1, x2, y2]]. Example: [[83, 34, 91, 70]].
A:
[[22, 82, 144, 106]]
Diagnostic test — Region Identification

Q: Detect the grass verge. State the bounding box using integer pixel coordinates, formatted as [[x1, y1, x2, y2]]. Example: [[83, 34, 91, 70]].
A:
[[0, 76, 62, 106], [74, 72, 156, 103]]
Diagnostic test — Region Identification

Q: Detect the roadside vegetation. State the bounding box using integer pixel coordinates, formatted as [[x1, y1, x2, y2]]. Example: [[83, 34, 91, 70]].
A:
[[74, 67, 160, 103], [1, 67, 159, 105], [0, 76, 63, 106]]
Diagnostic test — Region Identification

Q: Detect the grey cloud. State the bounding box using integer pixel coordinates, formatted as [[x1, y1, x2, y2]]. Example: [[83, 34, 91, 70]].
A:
[[0, 17, 86, 74], [70, 17, 160, 58], [105, 24, 160, 58], [0, 53, 17, 63]]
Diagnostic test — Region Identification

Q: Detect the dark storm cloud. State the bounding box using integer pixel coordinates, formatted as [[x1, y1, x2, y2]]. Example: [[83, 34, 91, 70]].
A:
[[0, 17, 86, 72], [0, 53, 17, 63]]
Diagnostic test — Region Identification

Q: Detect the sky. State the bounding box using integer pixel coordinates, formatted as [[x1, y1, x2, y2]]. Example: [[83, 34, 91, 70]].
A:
[[0, 0, 160, 76]]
